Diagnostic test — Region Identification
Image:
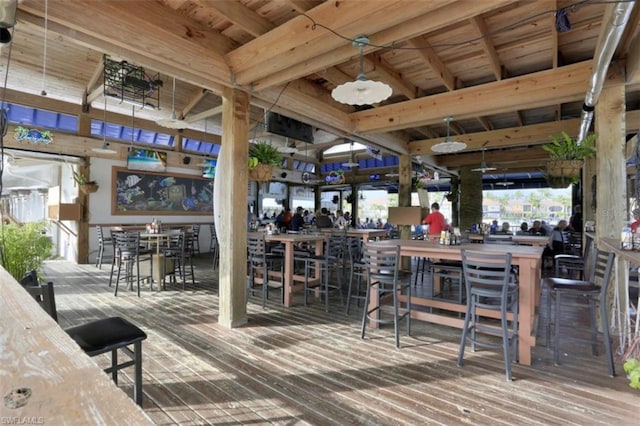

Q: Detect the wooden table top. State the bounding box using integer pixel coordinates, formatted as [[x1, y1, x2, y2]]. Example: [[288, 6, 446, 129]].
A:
[[0, 267, 152, 423], [373, 239, 545, 260]]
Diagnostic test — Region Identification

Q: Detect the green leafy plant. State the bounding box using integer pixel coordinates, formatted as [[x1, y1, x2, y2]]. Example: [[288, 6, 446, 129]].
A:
[[542, 131, 597, 160], [0, 221, 54, 281], [73, 171, 89, 184], [624, 359, 640, 389], [248, 141, 282, 170]]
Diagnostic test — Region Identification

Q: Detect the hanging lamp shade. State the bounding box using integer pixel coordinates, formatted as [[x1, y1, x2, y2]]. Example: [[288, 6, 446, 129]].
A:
[[331, 36, 392, 105], [431, 116, 467, 153], [471, 148, 497, 172]]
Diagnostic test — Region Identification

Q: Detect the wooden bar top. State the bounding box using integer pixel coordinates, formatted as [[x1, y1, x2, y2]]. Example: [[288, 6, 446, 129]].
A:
[[0, 267, 152, 424]]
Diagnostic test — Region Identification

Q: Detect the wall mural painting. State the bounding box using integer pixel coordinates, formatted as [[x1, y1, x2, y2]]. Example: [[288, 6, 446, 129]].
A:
[[112, 166, 213, 216]]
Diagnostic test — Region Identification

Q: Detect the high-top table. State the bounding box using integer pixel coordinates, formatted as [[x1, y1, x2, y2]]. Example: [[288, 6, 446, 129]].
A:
[[263, 233, 327, 307], [322, 228, 389, 242], [371, 239, 544, 366]]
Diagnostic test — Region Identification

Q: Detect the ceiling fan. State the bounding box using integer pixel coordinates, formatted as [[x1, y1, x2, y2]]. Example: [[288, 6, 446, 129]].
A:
[[341, 141, 359, 168], [277, 137, 297, 154], [471, 148, 497, 172], [495, 173, 514, 187]]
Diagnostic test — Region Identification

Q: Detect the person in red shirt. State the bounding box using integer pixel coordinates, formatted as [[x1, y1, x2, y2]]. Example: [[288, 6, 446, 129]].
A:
[[422, 202, 447, 236], [630, 209, 640, 233]]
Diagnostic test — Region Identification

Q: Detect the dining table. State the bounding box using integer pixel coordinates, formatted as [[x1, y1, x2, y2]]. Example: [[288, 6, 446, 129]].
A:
[[370, 239, 544, 366], [468, 233, 550, 246], [322, 228, 389, 242], [139, 229, 183, 285], [263, 232, 327, 307]]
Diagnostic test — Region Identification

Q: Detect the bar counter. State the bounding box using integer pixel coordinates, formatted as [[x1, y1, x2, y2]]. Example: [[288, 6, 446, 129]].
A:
[[0, 267, 152, 424]]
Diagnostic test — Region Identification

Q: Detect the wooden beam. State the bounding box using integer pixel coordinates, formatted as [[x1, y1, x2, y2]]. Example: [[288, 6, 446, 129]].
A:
[[436, 147, 548, 168], [249, 0, 517, 91], [353, 61, 593, 134], [205, 0, 275, 37], [85, 85, 105, 105], [179, 89, 209, 120], [285, 0, 318, 14], [406, 37, 455, 91], [626, 30, 640, 84], [365, 54, 416, 100], [185, 105, 224, 124], [85, 61, 104, 96], [228, 1, 448, 85], [469, 15, 502, 81]]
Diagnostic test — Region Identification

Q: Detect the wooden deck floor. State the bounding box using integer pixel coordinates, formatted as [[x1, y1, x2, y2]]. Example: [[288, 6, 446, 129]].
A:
[[41, 257, 638, 425]]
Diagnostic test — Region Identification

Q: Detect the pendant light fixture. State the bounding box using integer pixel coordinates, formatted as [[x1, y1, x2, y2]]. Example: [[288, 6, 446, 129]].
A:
[[341, 141, 359, 168], [331, 35, 392, 105], [471, 147, 496, 172], [157, 77, 189, 129], [431, 116, 467, 153]]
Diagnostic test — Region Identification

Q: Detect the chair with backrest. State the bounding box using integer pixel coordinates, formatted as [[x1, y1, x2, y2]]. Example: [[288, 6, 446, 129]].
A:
[[161, 232, 185, 290], [457, 249, 519, 381], [360, 242, 412, 349], [111, 231, 153, 296], [344, 236, 366, 315], [247, 233, 284, 308], [21, 280, 146, 405], [210, 224, 220, 269], [95, 225, 113, 269], [554, 233, 594, 279], [543, 248, 616, 376], [190, 224, 201, 256], [296, 233, 346, 312]]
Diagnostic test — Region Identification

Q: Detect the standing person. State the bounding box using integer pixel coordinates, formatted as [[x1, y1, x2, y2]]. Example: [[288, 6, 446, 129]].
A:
[[569, 205, 583, 232], [422, 202, 447, 237]]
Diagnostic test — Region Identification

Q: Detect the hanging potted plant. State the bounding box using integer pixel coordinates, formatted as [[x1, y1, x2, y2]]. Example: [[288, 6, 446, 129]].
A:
[[345, 192, 356, 204], [542, 131, 596, 180], [248, 141, 282, 182], [73, 171, 99, 194]]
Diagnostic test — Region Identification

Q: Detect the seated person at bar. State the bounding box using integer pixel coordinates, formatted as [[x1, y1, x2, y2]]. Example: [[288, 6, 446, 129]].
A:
[[290, 207, 305, 232], [528, 220, 547, 236], [499, 221, 512, 234], [516, 222, 529, 235], [334, 210, 349, 228], [422, 202, 447, 238], [315, 208, 333, 228], [489, 220, 499, 234]]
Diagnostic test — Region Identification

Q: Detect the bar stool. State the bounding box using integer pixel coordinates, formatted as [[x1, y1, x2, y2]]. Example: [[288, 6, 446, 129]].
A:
[[543, 248, 616, 376], [22, 280, 147, 405], [361, 243, 411, 349], [457, 249, 518, 381], [247, 233, 284, 308], [95, 225, 113, 269], [111, 231, 153, 297], [344, 236, 366, 314]]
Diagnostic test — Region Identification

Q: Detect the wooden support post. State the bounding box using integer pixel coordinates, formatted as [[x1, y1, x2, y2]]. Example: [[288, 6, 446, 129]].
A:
[[218, 87, 250, 328], [595, 68, 626, 241], [459, 166, 483, 232], [398, 155, 412, 271]]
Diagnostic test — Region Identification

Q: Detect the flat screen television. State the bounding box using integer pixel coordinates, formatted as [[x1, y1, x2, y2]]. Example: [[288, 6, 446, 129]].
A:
[[266, 112, 314, 143], [127, 148, 167, 172]]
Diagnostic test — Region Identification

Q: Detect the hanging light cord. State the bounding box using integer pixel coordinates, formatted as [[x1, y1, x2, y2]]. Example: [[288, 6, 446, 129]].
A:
[[40, 0, 49, 96]]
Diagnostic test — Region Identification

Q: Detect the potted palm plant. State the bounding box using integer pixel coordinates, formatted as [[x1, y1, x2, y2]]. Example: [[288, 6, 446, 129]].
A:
[[248, 141, 282, 182], [542, 131, 596, 181]]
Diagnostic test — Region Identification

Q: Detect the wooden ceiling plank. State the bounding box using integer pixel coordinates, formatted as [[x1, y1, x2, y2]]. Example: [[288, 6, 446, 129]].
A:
[[203, 0, 275, 37], [365, 55, 416, 100], [285, 0, 319, 14], [353, 61, 593, 134], [249, 0, 517, 91], [626, 31, 640, 84], [477, 116, 493, 131], [616, 4, 640, 57], [470, 15, 502, 81], [316, 67, 353, 86], [179, 89, 209, 119], [19, 0, 233, 87], [406, 37, 456, 91]]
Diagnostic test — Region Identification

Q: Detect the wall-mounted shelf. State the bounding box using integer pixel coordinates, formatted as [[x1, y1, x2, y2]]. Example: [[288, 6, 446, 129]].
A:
[[48, 204, 82, 221]]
